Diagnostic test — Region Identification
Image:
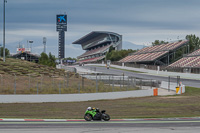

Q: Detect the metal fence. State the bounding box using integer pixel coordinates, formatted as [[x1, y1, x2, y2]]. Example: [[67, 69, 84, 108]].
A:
[[0, 73, 160, 95], [82, 74, 160, 89]]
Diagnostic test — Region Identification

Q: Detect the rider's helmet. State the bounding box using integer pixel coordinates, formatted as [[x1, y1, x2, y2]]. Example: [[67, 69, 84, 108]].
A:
[[87, 107, 92, 111]]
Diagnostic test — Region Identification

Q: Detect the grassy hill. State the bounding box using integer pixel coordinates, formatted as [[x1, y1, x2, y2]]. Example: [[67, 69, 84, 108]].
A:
[[0, 58, 65, 77], [0, 58, 79, 94], [0, 58, 133, 94]]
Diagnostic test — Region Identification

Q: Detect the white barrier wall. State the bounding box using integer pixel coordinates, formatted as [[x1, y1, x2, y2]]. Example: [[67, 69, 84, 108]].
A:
[[160, 81, 185, 94], [0, 89, 154, 103]]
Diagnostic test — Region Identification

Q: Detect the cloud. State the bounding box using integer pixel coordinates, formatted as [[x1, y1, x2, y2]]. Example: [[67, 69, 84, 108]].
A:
[[7, 29, 56, 38], [2, 0, 200, 58]]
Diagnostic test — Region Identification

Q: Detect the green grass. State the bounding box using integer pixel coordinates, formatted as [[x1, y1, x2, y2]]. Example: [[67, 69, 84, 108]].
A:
[[182, 86, 200, 96], [0, 86, 200, 119]]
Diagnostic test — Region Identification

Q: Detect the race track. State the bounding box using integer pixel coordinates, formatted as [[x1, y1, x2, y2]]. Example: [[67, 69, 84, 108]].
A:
[[83, 66, 200, 88], [1, 119, 200, 133]]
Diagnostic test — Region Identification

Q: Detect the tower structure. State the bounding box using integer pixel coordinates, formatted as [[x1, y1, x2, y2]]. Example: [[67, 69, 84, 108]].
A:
[[43, 37, 46, 53], [56, 14, 67, 59]]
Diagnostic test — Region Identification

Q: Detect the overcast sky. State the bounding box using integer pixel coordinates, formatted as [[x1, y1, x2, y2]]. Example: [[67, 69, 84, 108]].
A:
[[1, 0, 200, 58]]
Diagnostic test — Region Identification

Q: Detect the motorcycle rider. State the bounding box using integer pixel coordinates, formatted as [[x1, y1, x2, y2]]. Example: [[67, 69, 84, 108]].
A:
[[92, 107, 101, 120], [86, 107, 98, 112], [84, 107, 110, 121], [87, 107, 92, 111]]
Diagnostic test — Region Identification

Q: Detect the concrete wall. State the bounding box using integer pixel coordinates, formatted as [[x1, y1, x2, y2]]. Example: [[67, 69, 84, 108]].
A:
[[160, 81, 177, 91], [160, 81, 185, 94], [0, 89, 154, 103]]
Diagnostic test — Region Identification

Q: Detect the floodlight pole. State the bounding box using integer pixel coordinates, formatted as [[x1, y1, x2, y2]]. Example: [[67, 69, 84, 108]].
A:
[[29, 40, 33, 62], [3, 0, 7, 62], [0, 44, 1, 58]]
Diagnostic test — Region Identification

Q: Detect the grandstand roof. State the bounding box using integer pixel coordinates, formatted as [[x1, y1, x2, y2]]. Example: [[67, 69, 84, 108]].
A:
[[72, 31, 121, 44]]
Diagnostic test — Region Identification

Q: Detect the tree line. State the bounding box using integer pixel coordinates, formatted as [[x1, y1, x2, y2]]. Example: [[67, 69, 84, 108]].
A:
[[152, 34, 200, 53], [39, 52, 56, 67], [186, 34, 200, 53], [105, 46, 136, 61]]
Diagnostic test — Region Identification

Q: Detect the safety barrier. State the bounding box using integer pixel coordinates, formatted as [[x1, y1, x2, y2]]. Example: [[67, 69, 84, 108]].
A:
[[176, 85, 185, 94], [160, 81, 185, 94], [0, 89, 154, 103], [153, 88, 158, 96]]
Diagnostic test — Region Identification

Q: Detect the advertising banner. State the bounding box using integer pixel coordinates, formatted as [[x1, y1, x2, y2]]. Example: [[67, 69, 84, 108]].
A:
[[57, 14, 67, 25]]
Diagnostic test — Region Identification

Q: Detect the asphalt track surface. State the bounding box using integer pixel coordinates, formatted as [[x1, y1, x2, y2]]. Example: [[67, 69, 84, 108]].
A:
[[83, 66, 200, 88], [1, 119, 200, 133]]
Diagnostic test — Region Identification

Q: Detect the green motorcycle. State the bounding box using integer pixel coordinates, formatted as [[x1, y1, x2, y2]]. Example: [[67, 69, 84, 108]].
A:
[[84, 109, 110, 121]]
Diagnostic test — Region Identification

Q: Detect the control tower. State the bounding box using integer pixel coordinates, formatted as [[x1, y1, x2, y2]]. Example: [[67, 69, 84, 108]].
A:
[[56, 14, 67, 59]]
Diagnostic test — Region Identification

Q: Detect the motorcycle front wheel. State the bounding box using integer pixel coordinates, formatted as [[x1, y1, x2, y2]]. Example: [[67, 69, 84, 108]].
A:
[[102, 114, 110, 121]]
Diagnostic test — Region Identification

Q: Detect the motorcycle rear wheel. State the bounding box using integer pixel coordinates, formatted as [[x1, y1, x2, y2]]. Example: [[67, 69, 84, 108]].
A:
[[84, 114, 92, 121]]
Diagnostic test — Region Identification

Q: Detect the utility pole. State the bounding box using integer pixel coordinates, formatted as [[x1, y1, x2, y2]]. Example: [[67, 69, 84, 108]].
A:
[[3, 0, 7, 62], [0, 44, 2, 58]]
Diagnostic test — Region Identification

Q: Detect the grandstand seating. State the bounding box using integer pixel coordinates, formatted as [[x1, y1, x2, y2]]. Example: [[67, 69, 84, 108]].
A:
[[120, 51, 168, 62], [120, 40, 188, 64], [78, 56, 105, 63], [193, 59, 200, 67], [133, 40, 188, 55], [74, 31, 122, 64], [169, 48, 200, 68], [78, 45, 111, 58], [188, 49, 200, 56], [169, 56, 200, 68]]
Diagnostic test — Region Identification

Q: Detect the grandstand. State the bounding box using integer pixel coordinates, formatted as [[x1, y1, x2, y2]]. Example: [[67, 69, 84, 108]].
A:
[[119, 40, 189, 65], [73, 31, 122, 63], [169, 48, 200, 68]]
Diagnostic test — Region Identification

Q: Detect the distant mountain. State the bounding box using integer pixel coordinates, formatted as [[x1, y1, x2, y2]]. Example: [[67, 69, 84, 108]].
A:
[[122, 41, 144, 50]]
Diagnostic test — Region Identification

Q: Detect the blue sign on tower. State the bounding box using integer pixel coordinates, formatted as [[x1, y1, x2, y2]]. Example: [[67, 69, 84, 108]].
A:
[[57, 15, 67, 25]]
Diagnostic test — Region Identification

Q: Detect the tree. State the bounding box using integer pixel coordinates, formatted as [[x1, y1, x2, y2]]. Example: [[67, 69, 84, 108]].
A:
[[152, 40, 168, 46], [186, 34, 200, 52], [39, 52, 56, 67], [48, 52, 56, 67], [0, 47, 10, 57], [106, 48, 136, 61], [39, 53, 49, 66]]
